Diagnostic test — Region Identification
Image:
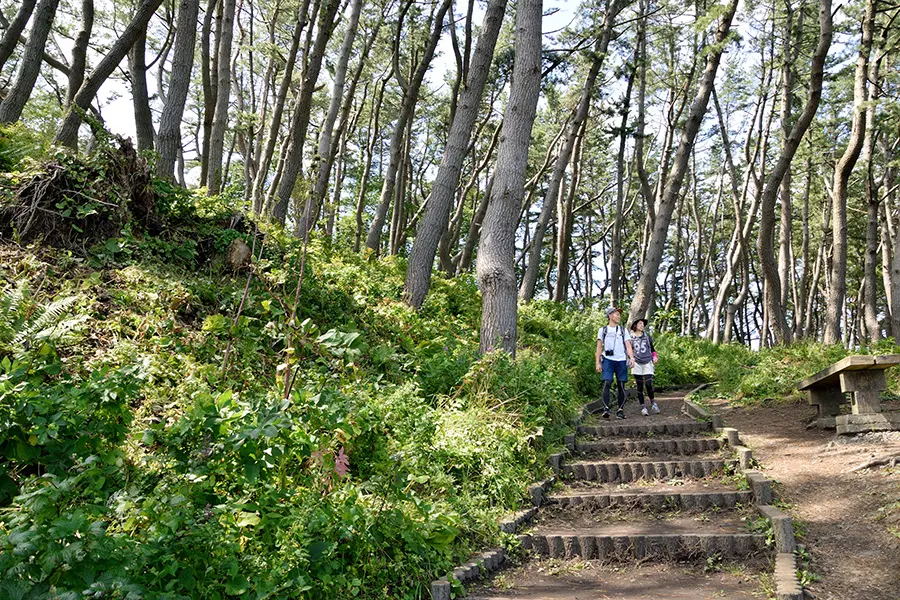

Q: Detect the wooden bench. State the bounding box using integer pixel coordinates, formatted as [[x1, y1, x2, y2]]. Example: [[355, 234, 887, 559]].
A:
[[797, 355, 900, 429]]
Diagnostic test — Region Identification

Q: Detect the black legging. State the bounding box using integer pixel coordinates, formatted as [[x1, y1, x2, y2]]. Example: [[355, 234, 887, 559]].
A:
[[635, 374, 655, 405], [602, 379, 626, 412]]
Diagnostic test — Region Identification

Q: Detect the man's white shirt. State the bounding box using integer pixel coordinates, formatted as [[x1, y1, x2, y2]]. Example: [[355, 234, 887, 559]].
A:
[[597, 325, 632, 361]]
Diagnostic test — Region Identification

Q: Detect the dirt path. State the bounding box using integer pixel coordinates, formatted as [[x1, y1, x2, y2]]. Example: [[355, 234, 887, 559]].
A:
[[706, 397, 900, 600]]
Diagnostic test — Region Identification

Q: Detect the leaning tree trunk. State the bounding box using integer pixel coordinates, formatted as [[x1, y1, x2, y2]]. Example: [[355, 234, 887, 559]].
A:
[[756, 0, 833, 345], [365, 0, 453, 252], [54, 0, 164, 148], [519, 0, 624, 302], [206, 0, 235, 194], [404, 0, 506, 308], [553, 120, 585, 303], [297, 0, 364, 234], [252, 10, 304, 213], [199, 0, 218, 185], [0, 0, 37, 72], [628, 0, 738, 321], [129, 30, 156, 152], [0, 0, 60, 124], [66, 0, 94, 107], [270, 0, 342, 225], [477, 0, 542, 356], [823, 0, 874, 345], [157, 0, 201, 180]]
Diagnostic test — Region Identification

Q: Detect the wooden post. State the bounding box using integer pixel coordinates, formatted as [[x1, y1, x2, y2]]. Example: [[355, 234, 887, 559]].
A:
[[808, 387, 846, 417], [840, 370, 885, 414]]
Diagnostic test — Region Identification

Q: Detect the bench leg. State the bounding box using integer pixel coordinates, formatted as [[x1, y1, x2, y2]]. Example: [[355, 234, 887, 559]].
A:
[[809, 387, 846, 418], [840, 371, 885, 414]]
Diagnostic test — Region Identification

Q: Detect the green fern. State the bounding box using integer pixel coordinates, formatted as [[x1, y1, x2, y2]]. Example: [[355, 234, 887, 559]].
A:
[[0, 282, 87, 357]]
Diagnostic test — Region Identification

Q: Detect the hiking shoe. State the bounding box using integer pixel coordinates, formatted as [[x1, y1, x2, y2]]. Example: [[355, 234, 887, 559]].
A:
[[602, 410, 611, 419], [641, 406, 649, 417], [616, 410, 625, 420], [651, 402, 660, 414]]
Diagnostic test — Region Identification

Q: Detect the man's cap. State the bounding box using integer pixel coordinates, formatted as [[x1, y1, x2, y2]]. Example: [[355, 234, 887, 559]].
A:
[[630, 318, 648, 331], [606, 306, 622, 316]]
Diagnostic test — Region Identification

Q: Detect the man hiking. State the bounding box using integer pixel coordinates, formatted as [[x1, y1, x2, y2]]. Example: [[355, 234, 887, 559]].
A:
[[595, 306, 635, 419], [630, 318, 659, 416]]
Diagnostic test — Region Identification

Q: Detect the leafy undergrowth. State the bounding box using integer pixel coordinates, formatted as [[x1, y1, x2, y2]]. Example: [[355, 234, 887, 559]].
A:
[[671, 335, 900, 405], [0, 155, 597, 598], [4, 139, 895, 598]]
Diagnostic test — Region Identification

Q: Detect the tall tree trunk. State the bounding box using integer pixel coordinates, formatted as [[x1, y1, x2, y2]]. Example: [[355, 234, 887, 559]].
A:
[[0, 0, 60, 124], [405, 0, 506, 308], [756, 0, 833, 344], [129, 30, 156, 152], [519, 0, 624, 301], [610, 60, 636, 304], [553, 120, 585, 303], [157, 0, 201, 180], [628, 0, 738, 321], [777, 0, 800, 311], [199, 0, 218, 185], [862, 31, 885, 342], [299, 0, 365, 233], [271, 0, 343, 225], [459, 174, 493, 273], [823, 0, 874, 345], [0, 0, 37, 72], [477, 0, 542, 356], [66, 0, 93, 106], [54, 0, 164, 148], [206, 0, 235, 194], [365, 0, 453, 252], [354, 77, 386, 252], [252, 9, 305, 213]]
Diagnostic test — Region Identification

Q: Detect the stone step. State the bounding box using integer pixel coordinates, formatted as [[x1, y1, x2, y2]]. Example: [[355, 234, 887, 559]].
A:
[[575, 437, 725, 456], [561, 459, 737, 482], [523, 531, 766, 561], [550, 489, 753, 511], [577, 421, 713, 437]]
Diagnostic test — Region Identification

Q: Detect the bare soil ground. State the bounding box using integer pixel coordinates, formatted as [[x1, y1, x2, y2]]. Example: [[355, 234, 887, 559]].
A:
[[468, 558, 768, 599], [706, 396, 900, 600]]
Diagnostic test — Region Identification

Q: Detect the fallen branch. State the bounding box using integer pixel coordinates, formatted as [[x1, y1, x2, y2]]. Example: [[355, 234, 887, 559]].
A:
[[848, 454, 900, 472]]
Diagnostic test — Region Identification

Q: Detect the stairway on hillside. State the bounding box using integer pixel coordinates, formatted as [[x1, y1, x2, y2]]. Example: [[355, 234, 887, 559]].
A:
[[467, 392, 773, 599]]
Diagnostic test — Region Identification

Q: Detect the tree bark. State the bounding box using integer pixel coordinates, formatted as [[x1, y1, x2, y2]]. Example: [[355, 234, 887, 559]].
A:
[[519, 0, 624, 301], [66, 0, 94, 106], [628, 0, 738, 321], [206, 0, 236, 194], [755, 0, 833, 344], [54, 0, 164, 148], [271, 0, 343, 225], [823, 0, 874, 345], [199, 0, 218, 185], [404, 0, 506, 308], [252, 8, 305, 213], [157, 0, 201, 181], [477, 0, 542, 356], [354, 77, 387, 252], [610, 58, 636, 305], [862, 31, 885, 342], [553, 119, 585, 303], [0, 0, 37, 72], [129, 30, 156, 152], [365, 0, 453, 252], [0, 0, 60, 124], [300, 0, 366, 233]]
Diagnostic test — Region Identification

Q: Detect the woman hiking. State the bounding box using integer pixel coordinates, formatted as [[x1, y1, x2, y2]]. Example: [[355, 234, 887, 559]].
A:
[[629, 318, 659, 416]]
